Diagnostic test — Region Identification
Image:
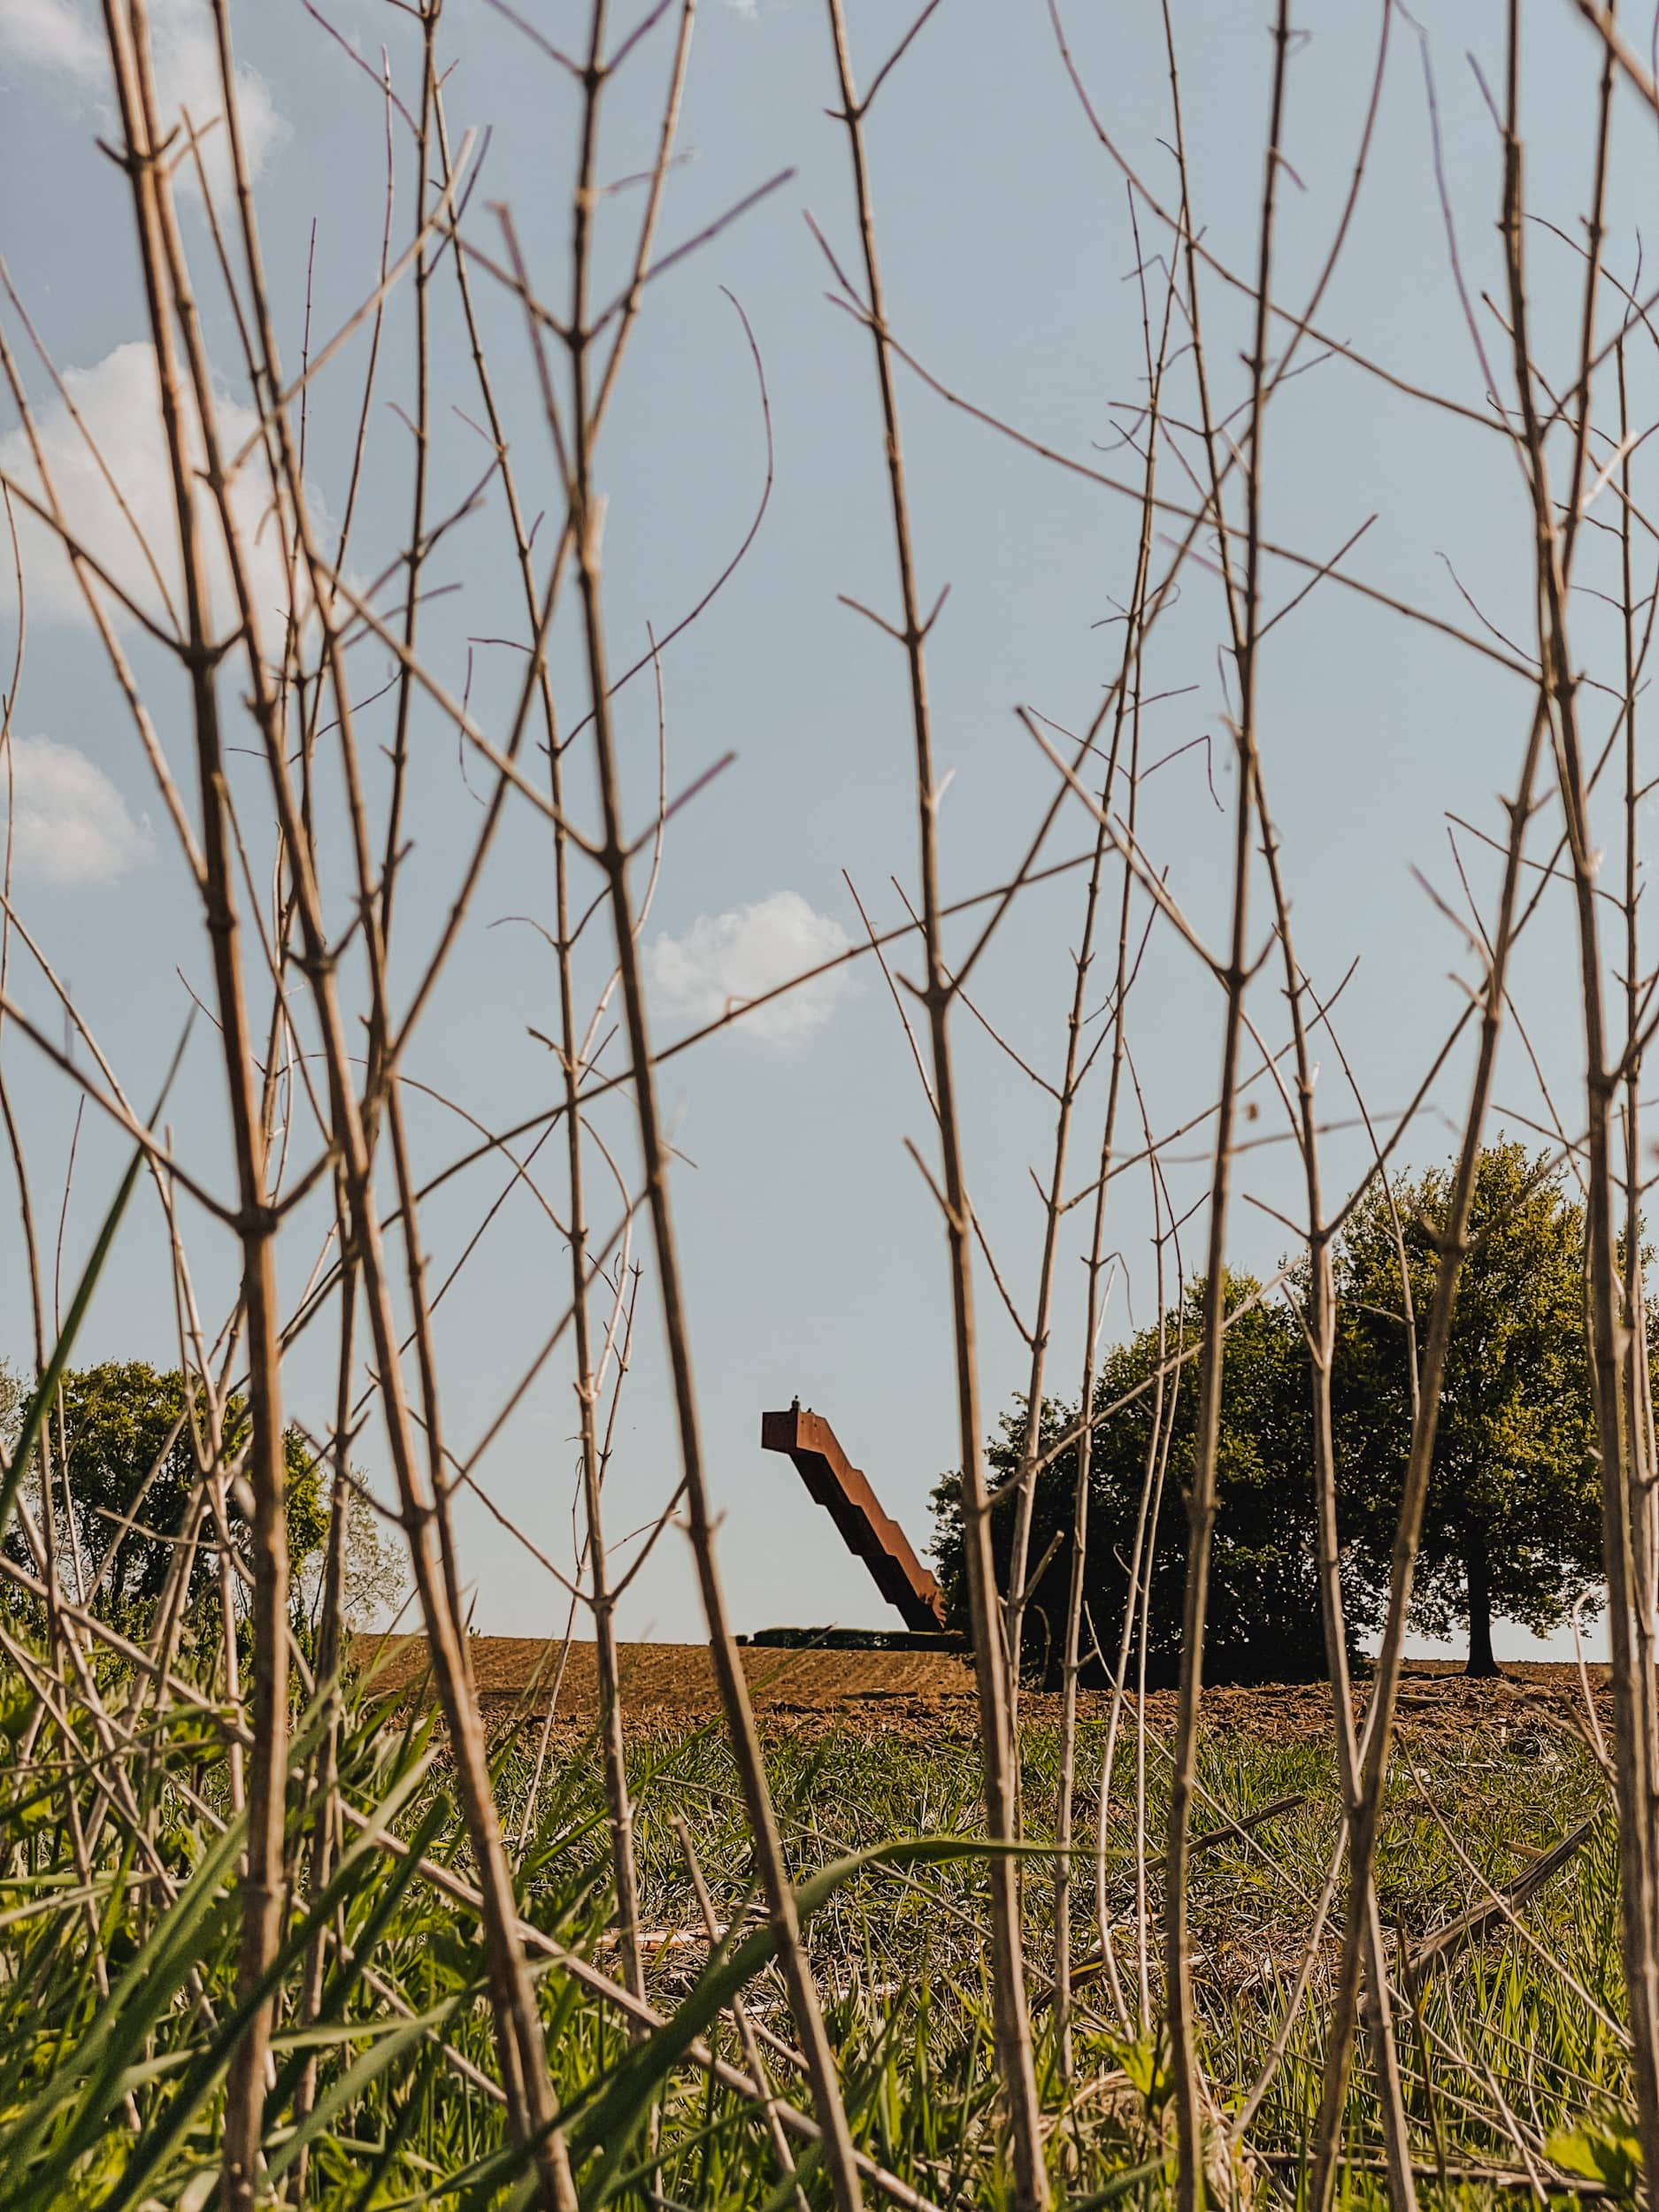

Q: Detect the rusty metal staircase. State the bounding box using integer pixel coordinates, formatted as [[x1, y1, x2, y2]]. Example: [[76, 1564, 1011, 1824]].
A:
[[760, 1401, 945, 1632]]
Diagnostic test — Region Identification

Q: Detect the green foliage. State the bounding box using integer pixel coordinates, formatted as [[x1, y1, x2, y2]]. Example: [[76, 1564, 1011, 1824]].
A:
[[937, 1141, 1619, 1683], [337, 1482, 411, 1631], [23, 1363, 326, 1632], [1546, 2115, 1643, 2202], [932, 1271, 1359, 1686], [1333, 1141, 1605, 1671]]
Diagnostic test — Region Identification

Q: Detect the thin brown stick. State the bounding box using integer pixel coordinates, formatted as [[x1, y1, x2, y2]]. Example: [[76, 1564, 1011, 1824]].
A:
[[820, 5, 1047, 2200], [554, 6, 865, 2204]]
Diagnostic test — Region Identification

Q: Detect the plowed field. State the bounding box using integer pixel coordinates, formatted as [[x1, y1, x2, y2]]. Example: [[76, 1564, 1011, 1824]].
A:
[[361, 1634, 1609, 1747]]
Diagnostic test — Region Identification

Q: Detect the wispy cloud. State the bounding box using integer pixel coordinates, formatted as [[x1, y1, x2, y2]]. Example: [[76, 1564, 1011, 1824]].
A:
[[0, 0, 284, 196], [0, 340, 306, 638], [0, 0, 101, 73], [646, 891, 854, 1044], [0, 735, 153, 886]]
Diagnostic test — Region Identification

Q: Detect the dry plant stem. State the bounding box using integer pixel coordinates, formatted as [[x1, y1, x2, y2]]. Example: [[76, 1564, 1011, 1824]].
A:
[[1495, 28, 1659, 2188], [434, 69, 647, 2001], [0, 618, 49, 1648], [333, 1069, 577, 2211], [292, 1236, 357, 2152], [1164, 12, 1289, 2207], [673, 1814, 809, 2212], [1313, 30, 1648, 2205], [1255, 784, 1417, 2209], [1008, 202, 1170, 1731], [518, 1586, 583, 1853], [1053, 878, 1133, 2052], [1108, 1110, 1179, 2031], [379, 4, 438, 966], [156, 5, 584, 2196], [1197, 118, 1413, 2175], [564, 1015, 645, 2009], [1091, 1289, 1177, 2032], [819, 7, 1046, 2202], [1001, 823, 1109, 1638], [1054, 526, 1154, 2062], [572, 321, 867, 2212], [1304, 757, 1551, 2206], [1166, 144, 1382, 2139], [1001, 777, 1110, 1730], [1155, 0, 1406, 2177], [386, 1088, 471, 1657], [560, 8, 862, 2207], [1228, 1832, 1347, 2138], [1161, 26, 1409, 2169], [98, 10, 289, 2203], [1134, 1328, 1183, 2020], [310, 864, 580, 2212], [1617, 341, 1659, 1716]]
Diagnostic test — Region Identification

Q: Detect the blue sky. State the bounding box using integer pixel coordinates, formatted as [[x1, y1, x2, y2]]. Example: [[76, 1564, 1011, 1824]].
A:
[[0, 0, 1646, 1663]]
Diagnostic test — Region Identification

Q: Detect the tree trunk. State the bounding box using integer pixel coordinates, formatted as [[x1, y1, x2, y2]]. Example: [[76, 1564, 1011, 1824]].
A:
[[1466, 1547, 1501, 1678]]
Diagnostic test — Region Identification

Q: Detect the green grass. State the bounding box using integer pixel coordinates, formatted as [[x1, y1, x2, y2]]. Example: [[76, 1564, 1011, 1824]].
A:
[[0, 1650, 1632, 2208]]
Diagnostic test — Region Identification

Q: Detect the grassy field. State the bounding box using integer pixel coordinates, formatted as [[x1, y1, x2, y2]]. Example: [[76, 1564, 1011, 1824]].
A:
[[0, 1647, 1629, 2209]]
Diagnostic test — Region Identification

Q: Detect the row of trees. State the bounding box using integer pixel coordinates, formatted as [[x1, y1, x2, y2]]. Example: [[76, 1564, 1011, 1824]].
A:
[[0, 1361, 408, 1647], [1, 1138, 1606, 1678], [933, 1142, 1610, 1678]]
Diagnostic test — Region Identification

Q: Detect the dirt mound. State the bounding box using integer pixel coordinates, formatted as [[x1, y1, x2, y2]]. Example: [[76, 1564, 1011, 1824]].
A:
[[357, 1635, 1609, 1746]]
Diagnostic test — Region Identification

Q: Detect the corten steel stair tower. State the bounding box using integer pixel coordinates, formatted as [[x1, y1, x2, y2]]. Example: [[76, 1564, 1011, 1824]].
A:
[[760, 1401, 946, 1632]]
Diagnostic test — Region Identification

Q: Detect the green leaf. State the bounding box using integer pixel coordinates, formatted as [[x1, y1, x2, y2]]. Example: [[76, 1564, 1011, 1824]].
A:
[[265, 2005, 449, 2184], [1545, 2119, 1642, 2199], [95, 1760, 440, 2212], [0, 1800, 247, 2199], [1070, 2150, 1176, 2208]]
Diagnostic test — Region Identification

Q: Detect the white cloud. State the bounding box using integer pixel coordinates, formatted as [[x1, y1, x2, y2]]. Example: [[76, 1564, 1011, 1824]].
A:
[[0, 339, 304, 640], [0, 735, 153, 886], [0, 0, 284, 197], [646, 890, 855, 1044], [0, 0, 100, 73]]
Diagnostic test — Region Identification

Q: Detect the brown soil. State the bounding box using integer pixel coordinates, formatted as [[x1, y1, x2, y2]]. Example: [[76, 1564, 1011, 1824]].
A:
[[358, 1635, 1609, 1748]]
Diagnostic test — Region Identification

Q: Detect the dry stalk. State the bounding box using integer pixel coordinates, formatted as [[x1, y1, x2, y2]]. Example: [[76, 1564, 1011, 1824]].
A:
[[111, 3, 589, 2196], [546, 6, 865, 2205], [1496, 12, 1659, 2186], [1162, 8, 1292, 2203], [95, 10, 291, 2200], [818, 4, 1047, 2200], [1053, 194, 1176, 2067]]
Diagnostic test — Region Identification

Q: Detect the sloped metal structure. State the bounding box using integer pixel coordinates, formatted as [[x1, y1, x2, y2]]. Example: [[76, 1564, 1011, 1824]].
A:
[[760, 1402, 946, 1631]]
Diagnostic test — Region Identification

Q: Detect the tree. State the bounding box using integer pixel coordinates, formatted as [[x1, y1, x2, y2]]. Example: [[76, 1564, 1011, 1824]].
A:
[[932, 1272, 1368, 1686], [295, 1481, 411, 1635], [28, 1363, 326, 1632], [1332, 1141, 1604, 1676]]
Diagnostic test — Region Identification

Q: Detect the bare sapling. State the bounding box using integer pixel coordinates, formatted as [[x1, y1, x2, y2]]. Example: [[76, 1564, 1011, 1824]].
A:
[[96, 9, 290, 2199], [545, 7, 867, 2207], [818, 4, 1048, 2201]]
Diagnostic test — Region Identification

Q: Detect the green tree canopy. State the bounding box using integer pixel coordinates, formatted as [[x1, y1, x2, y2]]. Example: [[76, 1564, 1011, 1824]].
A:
[[932, 1141, 1615, 1686], [1333, 1140, 1604, 1675], [932, 1271, 1366, 1686], [26, 1362, 326, 1631]]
